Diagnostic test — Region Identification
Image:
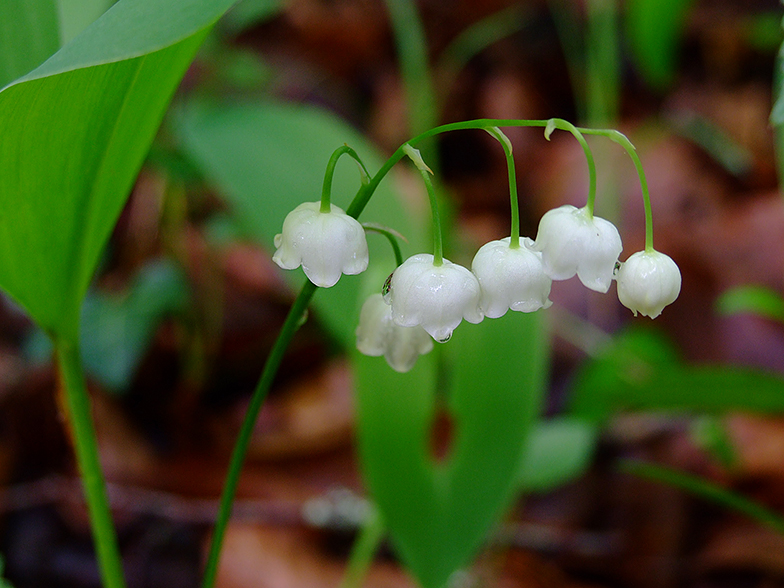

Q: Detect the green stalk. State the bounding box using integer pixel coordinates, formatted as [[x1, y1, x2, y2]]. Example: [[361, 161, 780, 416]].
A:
[[621, 460, 784, 535], [321, 145, 371, 212], [201, 280, 317, 588], [382, 0, 437, 138], [339, 507, 385, 588], [485, 127, 520, 248], [420, 168, 443, 265], [579, 128, 654, 251], [56, 338, 126, 588], [402, 144, 442, 265], [349, 118, 606, 218], [362, 223, 405, 267], [437, 5, 530, 97], [203, 150, 381, 587], [545, 118, 597, 215], [585, 0, 620, 126]]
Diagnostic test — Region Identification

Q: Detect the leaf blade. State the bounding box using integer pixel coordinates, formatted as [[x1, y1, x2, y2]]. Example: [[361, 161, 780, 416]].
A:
[[0, 0, 235, 339]]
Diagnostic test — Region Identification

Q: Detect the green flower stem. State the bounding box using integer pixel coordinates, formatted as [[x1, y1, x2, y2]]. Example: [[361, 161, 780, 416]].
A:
[[579, 128, 654, 251], [363, 223, 405, 267], [485, 127, 520, 248], [402, 144, 443, 265], [201, 280, 318, 588], [321, 145, 371, 213], [349, 118, 604, 222], [339, 507, 385, 588], [382, 0, 437, 139], [586, 0, 620, 126], [55, 338, 127, 588], [203, 167, 384, 588], [545, 118, 597, 215], [420, 168, 443, 265]]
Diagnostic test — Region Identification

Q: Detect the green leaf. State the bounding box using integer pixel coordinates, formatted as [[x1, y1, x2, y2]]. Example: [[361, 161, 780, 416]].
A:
[[81, 260, 189, 391], [0, 554, 11, 588], [690, 416, 738, 470], [25, 259, 189, 391], [570, 328, 784, 419], [220, 0, 285, 34], [621, 460, 784, 535], [0, 0, 236, 341], [743, 12, 784, 53], [355, 311, 548, 588], [519, 417, 598, 493], [672, 113, 754, 177], [175, 99, 425, 347], [56, 0, 115, 45], [716, 284, 784, 325], [0, 0, 60, 88], [625, 0, 695, 90]]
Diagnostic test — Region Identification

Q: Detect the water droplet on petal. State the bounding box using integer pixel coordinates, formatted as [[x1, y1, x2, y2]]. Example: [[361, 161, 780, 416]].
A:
[[436, 333, 451, 344], [382, 272, 393, 297]]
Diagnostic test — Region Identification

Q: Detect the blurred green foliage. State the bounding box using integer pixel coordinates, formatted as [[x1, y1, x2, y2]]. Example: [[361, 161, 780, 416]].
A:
[[355, 310, 548, 588]]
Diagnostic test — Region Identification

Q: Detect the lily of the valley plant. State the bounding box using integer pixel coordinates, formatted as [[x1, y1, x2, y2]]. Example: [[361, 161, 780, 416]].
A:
[[271, 119, 681, 372]]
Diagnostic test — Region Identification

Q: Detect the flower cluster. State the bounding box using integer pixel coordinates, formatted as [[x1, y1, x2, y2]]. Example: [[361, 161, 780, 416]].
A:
[[272, 198, 680, 372], [272, 126, 682, 373]]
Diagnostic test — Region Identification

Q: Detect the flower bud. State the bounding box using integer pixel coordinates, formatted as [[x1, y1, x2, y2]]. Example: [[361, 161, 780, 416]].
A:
[[616, 250, 681, 318], [385, 254, 483, 343], [534, 204, 622, 293], [272, 202, 369, 288], [471, 237, 552, 318], [356, 293, 433, 372]]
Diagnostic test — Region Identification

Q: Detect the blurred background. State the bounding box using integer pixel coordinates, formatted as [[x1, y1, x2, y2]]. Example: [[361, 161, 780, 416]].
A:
[[3, 0, 784, 586]]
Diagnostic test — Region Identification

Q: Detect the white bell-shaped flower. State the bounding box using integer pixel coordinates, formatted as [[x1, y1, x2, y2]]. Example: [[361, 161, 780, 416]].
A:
[[471, 237, 553, 318], [272, 202, 369, 288], [356, 293, 434, 372], [616, 250, 681, 318], [534, 204, 622, 293], [384, 254, 483, 343]]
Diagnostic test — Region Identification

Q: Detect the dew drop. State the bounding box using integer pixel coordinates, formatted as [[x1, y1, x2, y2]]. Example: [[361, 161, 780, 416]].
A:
[[436, 333, 451, 344], [381, 272, 394, 296], [297, 309, 309, 328]]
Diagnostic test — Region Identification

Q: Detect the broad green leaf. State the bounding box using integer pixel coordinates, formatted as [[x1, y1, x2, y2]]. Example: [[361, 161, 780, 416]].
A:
[[0, 0, 236, 341], [519, 417, 598, 493], [26, 259, 189, 391], [220, 0, 285, 34], [57, 0, 115, 45], [175, 99, 425, 347], [0, 0, 59, 88], [81, 259, 188, 391], [355, 310, 548, 588], [570, 328, 784, 419], [716, 284, 784, 325], [625, 0, 695, 90], [743, 12, 784, 53]]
